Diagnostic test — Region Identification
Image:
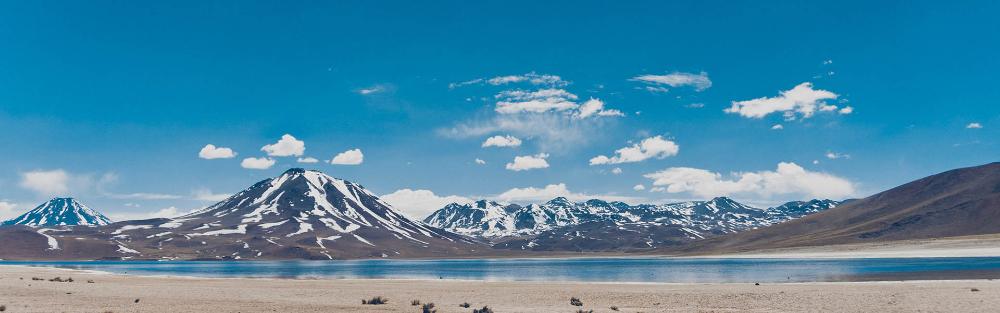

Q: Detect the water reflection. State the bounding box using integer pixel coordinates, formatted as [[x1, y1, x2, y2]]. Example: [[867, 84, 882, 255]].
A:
[[4, 257, 1000, 283]]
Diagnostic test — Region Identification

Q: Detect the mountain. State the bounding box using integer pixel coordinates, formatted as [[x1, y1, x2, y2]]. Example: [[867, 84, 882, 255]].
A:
[[427, 197, 839, 251], [0, 169, 484, 260], [684, 162, 1000, 254], [2, 198, 111, 226]]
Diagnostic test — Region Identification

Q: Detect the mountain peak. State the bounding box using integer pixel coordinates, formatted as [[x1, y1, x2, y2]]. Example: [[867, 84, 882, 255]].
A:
[[282, 168, 307, 174], [2, 198, 111, 227]]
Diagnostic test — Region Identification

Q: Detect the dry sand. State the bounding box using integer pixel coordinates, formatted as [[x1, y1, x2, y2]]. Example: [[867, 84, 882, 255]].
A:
[[694, 234, 1000, 259], [2, 265, 999, 312]]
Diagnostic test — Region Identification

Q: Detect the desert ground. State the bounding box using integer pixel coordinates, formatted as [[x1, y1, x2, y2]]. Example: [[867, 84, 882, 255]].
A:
[[1, 265, 998, 313]]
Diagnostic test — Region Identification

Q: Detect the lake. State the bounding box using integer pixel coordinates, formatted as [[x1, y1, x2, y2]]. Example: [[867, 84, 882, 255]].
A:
[[4, 257, 1000, 283]]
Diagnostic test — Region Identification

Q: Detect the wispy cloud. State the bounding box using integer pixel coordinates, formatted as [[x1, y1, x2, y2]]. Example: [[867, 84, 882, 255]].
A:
[[631, 71, 712, 92]]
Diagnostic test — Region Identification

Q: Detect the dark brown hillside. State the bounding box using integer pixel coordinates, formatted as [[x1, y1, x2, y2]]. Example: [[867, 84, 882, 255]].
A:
[[683, 162, 1000, 254]]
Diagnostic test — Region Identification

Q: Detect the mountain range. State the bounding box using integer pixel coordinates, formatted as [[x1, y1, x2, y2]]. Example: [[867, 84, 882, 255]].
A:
[[1, 162, 998, 260], [425, 197, 838, 251]]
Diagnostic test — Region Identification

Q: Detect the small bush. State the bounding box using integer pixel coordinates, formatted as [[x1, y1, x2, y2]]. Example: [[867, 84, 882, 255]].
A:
[[134, 299, 140, 303], [575, 310, 593, 313], [362, 296, 388, 305], [472, 306, 493, 313], [972, 288, 981, 292], [87, 280, 95, 283], [570, 297, 583, 306], [421, 303, 437, 313], [459, 302, 471, 308], [1, 304, 6, 312], [411, 299, 421, 306], [31, 277, 43, 281], [610, 306, 619, 311]]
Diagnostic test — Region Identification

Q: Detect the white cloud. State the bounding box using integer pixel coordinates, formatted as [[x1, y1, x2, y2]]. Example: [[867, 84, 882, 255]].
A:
[[330, 149, 364, 165], [725, 82, 841, 119], [448, 78, 484, 89], [493, 183, 638, 203], [109, 206, 194, 221], [380, 189, 473, 219], [631, 71, 712, 91], [106, 192, 182, 200], [505, 153, 550, 171], [590, 136, 679, 165], [771, 124, 784, 130], [643, 86, 670, 93], [825, 151, 850, 160], [241, 157, 276, 169], [632, 184, 646, 191], [192, 188, 231, 202], [296, 157, 319, 163], [440, 113, 599, 152], [20, 169, 69, 196], [95, 173, 183, 200], [198, 144, 237, 159], [576, 98, 624, 118], [496, 96, 579, 114], [611, 167, 623, 175], [643, 162, 855, 200], [823, 59, 834, 65], [357, 84, 387, 95], [838, 106, 854, 115], [967, 122, 983, 129], [475, 158, 487, 165], [482, 135, 522, 148], [0, 201, 19, 220], [685, 103, 705, 109], [261, 134, 305, 157], [487, 72, 567, 86]]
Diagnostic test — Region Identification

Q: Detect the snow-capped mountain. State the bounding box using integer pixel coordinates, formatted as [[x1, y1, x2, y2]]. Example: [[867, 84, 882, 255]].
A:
[[426, 197, 840, 251], [2, 198, 111, 227], [96, 168, 478, 260]]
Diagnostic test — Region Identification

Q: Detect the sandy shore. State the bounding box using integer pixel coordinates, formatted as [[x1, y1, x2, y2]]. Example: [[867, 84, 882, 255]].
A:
[[695, 234, 1000, 259], [2, 265, 999, 312]]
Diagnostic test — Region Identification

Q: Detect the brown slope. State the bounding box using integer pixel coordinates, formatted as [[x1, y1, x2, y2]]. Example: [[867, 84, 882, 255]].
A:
[[681, 162, 1000, 254]]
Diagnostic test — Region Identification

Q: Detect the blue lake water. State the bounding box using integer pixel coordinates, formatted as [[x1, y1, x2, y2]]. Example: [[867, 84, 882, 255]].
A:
[[4, 257, 1000, 283]]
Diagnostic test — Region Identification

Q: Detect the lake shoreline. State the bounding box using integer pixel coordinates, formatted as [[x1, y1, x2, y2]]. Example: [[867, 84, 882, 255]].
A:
[[2, 265, 999, 312]]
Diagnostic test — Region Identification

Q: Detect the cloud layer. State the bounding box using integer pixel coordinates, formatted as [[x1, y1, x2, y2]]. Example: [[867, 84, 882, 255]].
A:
[[380, 189, 473, 219], [643, 162, 855, 199]]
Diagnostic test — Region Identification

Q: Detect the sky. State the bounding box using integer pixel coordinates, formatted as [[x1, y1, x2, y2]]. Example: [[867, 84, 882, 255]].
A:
[[1, 1, 998, 220]]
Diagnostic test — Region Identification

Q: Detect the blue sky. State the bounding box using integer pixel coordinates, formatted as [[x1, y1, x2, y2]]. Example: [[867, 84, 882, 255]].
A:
[[1, 1, 998, 219]]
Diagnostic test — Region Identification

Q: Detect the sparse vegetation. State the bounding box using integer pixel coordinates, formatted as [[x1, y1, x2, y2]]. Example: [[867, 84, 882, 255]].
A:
[[362, 296, 388, 305], [570, 297, 583, 306], [87, 279, 95, 283], [1, 304, 6, 312], [472, 306, 493, 313], [575, 310, 593, 313], [972, 288, 981, 292], [31, 277, 43, 281], [411, 299, 421, 306], [459, 302, 471, 308], [610, 306, 619, 311], [134, 299, 140, 303], [421, 303, 437, 313]]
